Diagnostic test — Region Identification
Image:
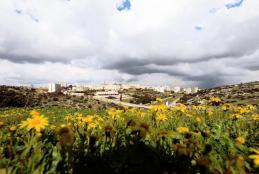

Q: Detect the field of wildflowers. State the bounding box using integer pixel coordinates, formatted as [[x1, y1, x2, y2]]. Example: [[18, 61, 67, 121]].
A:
[[0, 98, 258, 174]]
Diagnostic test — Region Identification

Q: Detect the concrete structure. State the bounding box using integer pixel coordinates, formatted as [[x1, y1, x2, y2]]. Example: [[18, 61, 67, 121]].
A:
[[183, 87, 192, 94], [153, 86, 166, 93], [72, 86, 87, 92], [70, 92, 84, 97], [58, 82, 67, 88], [172, 86, 181, 93], [60, 83, 199, 95], [48, 83, 61, 93], [192, 87, 199, 93]]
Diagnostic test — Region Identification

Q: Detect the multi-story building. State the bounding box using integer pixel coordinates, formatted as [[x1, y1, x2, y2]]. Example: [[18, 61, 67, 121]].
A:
[[183, 88, 192, 94], [153, 86, 166, 93], [192, 87, 199, 93], [58, 82, 67, 88], [172, 86, 181, 93], [48, 83, 61, 93]]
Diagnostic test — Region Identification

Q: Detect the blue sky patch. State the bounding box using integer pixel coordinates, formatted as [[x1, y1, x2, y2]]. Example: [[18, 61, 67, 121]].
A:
[[209, 8, 220, 14], [15, 9, 39, 23], [117, 0, 131, 11], [194, 26, 203, 31], [15, 9, 22, 14], [225, 0, 244, 9], [29, 14, 39, 23]]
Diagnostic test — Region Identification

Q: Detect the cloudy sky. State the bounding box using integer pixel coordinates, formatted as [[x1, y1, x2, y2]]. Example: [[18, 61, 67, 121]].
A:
[[0, 0, 259, 88]]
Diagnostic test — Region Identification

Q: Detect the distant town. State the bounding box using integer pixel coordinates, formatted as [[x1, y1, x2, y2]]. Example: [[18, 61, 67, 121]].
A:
[[46, 82, 199, 96]]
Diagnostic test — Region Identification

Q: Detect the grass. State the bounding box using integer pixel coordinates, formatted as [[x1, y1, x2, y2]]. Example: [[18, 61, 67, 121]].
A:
[[0, 101, 258, 173]]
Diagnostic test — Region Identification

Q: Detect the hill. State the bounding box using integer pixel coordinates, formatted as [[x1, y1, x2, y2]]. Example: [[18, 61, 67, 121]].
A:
[[178, 81, 259, 105], [0, 85, 117, 109]]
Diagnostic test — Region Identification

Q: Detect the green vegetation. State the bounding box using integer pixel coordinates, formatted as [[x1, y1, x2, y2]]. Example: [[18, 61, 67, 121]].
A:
[[0, 100, 259, 173]]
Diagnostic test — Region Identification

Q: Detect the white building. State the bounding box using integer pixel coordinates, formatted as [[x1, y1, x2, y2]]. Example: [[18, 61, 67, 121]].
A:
[[183, 88, 192, 94], [153, 86, 166, 93], [48, 83, 61, 93], [72, 86, 87, 92], [70, 92, 84, 97], [172, 86, 181, 93], [192, 87, 199, 93], [102, 84, 121, 91], [58, 82, 67, 88]]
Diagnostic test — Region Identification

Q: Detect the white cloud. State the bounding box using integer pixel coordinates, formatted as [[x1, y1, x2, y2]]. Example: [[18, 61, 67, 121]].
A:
[[0, 0, 259, 87]]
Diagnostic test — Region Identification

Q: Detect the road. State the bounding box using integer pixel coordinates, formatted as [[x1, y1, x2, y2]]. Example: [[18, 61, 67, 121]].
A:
[[93, 96, 182, 109], [93, 96, 150, 109]]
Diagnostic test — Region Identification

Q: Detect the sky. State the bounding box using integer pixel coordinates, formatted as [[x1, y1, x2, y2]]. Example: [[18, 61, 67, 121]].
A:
[[0, 0, 259, 88]]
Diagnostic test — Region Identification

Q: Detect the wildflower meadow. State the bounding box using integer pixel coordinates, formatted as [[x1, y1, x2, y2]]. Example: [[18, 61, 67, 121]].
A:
[[0, 98, 258, 173]]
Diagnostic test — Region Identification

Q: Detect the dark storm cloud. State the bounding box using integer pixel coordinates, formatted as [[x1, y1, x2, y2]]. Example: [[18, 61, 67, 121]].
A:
[[226, 0, 244, 9], [103, 51, 250, 75], [0, 53, 70, 64], [181, 74, 225, 88], [244, 65, 259, 71], [102, 16, 259, 87]]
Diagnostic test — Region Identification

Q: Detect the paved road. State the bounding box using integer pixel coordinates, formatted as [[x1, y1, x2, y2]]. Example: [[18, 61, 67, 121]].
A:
[[93, 96, 151, 109]]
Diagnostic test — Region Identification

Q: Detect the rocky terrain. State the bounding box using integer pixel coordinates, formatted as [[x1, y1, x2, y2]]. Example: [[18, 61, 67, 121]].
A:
[[1, 81, 259, 109], [178, 81, 259, 105], [0, 86, 117, 110], [121, 88, 171, 104]]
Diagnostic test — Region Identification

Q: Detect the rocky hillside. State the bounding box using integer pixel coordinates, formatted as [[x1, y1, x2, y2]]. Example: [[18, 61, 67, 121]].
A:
[[178, 81, 259, 105], [0, 86, 41, 107], [0, 86, 117, 109]]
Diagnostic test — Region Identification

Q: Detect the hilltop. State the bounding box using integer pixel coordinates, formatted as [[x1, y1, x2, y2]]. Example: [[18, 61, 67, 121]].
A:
[[178, 81, 259, 105], [0, 85, 117, 109], [1, 81, 259, 109]]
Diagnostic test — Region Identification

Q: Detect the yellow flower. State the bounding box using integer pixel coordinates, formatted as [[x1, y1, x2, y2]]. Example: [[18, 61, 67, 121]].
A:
[[138, 111, 146, 118], [177, 127, 189, 133], [252, 114, 259, 121], [157, 114, 168, 121], [64, 115, 71, 121], [123, 105, 129, 111], [236, 136, 245, 144], [9, 126, 17, 132], [207, 109, 213, 117], [221, 104, 232, 111], [20, 114, 49, 132], [50, 125, 56, 130], [192, 105, 206, 111], [232, 113, 242, 119], [150, 104, 167, 112], [30, 110, 41, 117], [88, 122, 98, 129], [60, 124, 67, 128], [246, 104, 256, 112], [81, 115, 94, 124], [96, 116, 104, 122], [196, 117, 201, 123], [236, 106, 250, 115], [156, 97, 163, 103], [107, 108, 123, 120], [75, 112, 83, 117], [249, 149, 259, 167], [186, 114, 192, 117], [210, 97, 222, 103], [0, 121, 4, 127], [175, 104, 187, 113]]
